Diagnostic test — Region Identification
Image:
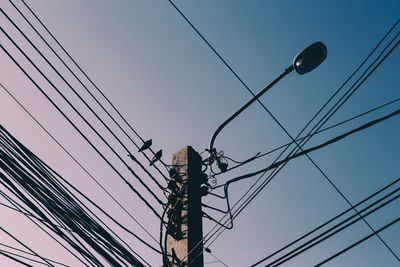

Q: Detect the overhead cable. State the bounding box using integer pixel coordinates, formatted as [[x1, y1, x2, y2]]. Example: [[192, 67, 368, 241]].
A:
[[13, 0, 171, 176], [0, 82, 160, 249], [0, 42, 162, 220], [251, 176, 400, 266], [0, 20, 165, 207], [202, 22, 400, 258]]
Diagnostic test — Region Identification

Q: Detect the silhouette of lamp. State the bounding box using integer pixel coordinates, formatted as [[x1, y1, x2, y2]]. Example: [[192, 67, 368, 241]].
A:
[[208, 42, 327, 163]]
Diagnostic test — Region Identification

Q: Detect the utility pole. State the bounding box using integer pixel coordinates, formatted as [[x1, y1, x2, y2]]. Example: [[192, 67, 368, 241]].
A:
[[167, 146, 204, 267]]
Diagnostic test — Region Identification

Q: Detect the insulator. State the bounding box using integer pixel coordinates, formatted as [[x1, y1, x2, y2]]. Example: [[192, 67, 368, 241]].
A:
[[200, 186, 209, 197], [169, 168, 178, 178], [199, 172, 208, 184], [218, 162, 228, 172], [168, 180, 178, 191], [174, 200, 183, 210], [168, 194, 177, 205]]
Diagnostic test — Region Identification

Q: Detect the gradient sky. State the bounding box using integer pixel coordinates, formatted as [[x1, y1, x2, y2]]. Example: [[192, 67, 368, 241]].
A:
[[1, 0, 400, 266]]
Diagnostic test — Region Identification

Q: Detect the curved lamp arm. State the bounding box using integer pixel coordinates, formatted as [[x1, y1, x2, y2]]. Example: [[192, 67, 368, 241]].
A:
[[208, 42, 327, 161], [208, 65, 294, 154]]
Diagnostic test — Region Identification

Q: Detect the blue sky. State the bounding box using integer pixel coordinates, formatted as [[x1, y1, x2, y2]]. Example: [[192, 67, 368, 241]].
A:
[[1, 0, 400, 266]]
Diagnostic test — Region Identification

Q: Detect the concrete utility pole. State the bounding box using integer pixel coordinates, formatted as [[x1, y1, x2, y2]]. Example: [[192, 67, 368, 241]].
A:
[[167, 146, 204, 266]]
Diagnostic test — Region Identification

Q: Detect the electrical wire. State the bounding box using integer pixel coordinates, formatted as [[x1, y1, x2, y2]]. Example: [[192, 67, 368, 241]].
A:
[[2, 7, 168, 191], [0, 242, 68, 266], [0, 42, 162, 220], [162, 183, 190, 266], [15, 138, 154, 266], [200, 24, 400, 260], [202, 211, 231, 230], [206, 107, 400, 247], [7, 1, 398, 266], [0, 82, 161, 251], [315, 215, 400, 266], [244, 97, 400, 164], [0, 181, 91, 267], [204, 249, 228, 267], [166, 4, 400, 265], [0, 227, 54, 266], [221, 108, 400, 187], [219, 26, 400, 225], [171, 3, 400, 257], [26, 150, 161, 256], [239, 31, 400, 264], [0, 249, 33, 266], [221, 29, 400, 223], [0, 125, 148, 266], [193, 106, 400, 265], [166, 1, 309, 261], [250, 176, 400, 266], [265, 186, 400, 266], [14, 0, 171, 176], [0, 22, 165, 209], [0, 249, 52, 266]]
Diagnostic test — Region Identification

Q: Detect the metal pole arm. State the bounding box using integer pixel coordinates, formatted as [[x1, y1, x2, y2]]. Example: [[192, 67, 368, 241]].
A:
[[208, 65, 294, 154]]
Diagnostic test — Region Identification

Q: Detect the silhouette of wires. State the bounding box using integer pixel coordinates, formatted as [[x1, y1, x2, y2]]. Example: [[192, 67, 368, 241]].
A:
[[210, 24, 400, 260], [0, 226, 54, 266], [0, 125, 148, 266], [179, 15, 400, 263], [11, 0, 171, 177], [315, 215, 400, 266], [0, 40, 163, 219], [212, 96, 400, 175], [1, 13, 166, 207], [205, 17, 400, 243], [250, 176, 400, 266], [0, 82, 161, 251], [204, 247, 228, 267]]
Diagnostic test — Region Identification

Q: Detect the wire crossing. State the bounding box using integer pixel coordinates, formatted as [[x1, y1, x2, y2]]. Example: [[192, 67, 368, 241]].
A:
[[11, 0, 171, 179], [0, 124, 148, 266], [169, 5, 400, 262], [0, 82, 161, 250]]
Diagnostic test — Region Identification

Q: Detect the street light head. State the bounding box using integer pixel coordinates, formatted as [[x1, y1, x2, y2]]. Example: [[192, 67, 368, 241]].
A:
[[293, 42, 327, 75]]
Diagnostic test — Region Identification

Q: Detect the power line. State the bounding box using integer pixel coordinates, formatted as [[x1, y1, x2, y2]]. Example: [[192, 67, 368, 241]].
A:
[[250, 176, 400, 266], [168, 1, 400, 262], [0, 249, 33, 267], [315, 215, 400, 266], [207, 108, 400, 246], [0, 249, 54, 266], [265, 185, 400, 266], [222, 31, 400, 230], [252, 97, 400, 163], [203, 23, 400, 257], [186, 106, 400, 265], [29, 148, 162, 255], [1, 18, 165, 208], [0, 42, 162, 220], [13, 0, 171, 176], [0, 226, 54, 266], [212, 96, 400, 176], [0, 242, 68, 266], [246, 29, 400, 263], [3, 5, 168, 190], [0, 181, 91, 266], [197, 104, 400, 264], [167, 1, 324, 262], [204, 248, 228, 267], [223, 22, 400, 228], [0, 125, 148, 266], [0, 82, 161, 250], [0, 249, 52, 266]]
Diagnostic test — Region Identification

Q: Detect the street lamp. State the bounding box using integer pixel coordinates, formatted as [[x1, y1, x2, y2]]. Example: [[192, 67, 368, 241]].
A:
[[208, 42, 327, 164]]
